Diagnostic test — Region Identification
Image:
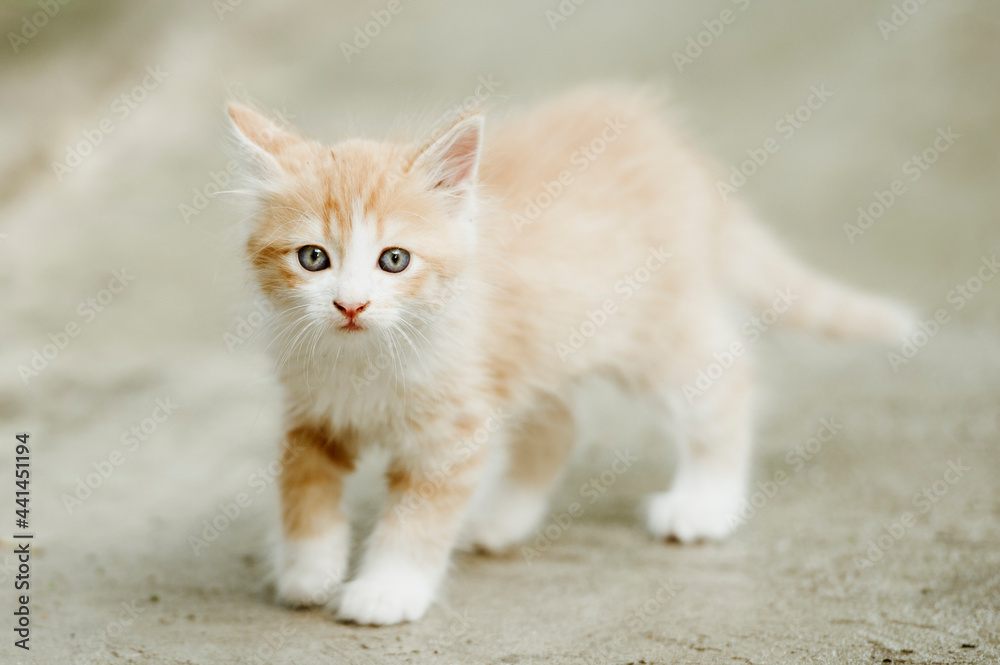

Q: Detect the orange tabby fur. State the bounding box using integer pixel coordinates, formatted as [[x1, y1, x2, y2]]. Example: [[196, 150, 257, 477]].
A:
[[226, 86, 912, 625]]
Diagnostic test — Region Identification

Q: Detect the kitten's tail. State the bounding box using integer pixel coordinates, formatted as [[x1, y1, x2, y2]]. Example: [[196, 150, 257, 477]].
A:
[[721, 208, 915, 341]]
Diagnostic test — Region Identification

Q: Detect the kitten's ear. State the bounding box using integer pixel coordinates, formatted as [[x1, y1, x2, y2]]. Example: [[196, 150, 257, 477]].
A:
[[412, 114, 484, 216], [226, 102, 299, 180]]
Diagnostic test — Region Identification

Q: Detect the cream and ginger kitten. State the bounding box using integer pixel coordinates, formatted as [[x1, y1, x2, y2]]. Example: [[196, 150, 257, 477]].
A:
[[226, 86, 911, 625]]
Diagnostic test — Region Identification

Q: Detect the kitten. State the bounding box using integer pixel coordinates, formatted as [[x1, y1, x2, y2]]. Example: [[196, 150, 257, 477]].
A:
[[226, 86, 912, 625]]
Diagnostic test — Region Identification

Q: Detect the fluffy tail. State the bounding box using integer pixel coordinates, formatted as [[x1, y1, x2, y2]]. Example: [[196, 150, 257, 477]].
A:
[[721, 208, 914, 341]]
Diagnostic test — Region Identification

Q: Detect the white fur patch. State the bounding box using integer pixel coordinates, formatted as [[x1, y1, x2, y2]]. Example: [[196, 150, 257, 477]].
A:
[[335, 555, 438, 625], [645, 471, 745, 543], [274, 524, 350, 607], [465, 480, 550, 553]]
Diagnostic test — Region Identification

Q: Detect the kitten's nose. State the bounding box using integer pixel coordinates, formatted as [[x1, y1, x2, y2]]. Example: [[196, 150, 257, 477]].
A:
[[334, 301, 369, 319]]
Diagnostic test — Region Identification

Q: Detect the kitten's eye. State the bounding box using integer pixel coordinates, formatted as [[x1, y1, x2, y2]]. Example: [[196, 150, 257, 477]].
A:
[[378, 248, 410, 273], [297, 245, 330, 271]]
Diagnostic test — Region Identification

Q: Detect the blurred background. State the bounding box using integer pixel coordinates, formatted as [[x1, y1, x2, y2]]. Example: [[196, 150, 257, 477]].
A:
[[1, 1, 998, 663]]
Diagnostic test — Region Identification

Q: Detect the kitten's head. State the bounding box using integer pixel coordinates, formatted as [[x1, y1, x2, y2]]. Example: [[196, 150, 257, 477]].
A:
[[227, 102, 482, 339]]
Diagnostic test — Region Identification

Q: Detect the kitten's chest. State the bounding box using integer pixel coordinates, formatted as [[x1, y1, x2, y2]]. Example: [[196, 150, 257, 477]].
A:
[[282, 346, 432, 442]]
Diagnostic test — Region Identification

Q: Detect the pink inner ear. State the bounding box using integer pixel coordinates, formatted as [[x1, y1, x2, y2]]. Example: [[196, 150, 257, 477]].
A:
[[438, 131, 479, 187], [427, 120, 482, 190]]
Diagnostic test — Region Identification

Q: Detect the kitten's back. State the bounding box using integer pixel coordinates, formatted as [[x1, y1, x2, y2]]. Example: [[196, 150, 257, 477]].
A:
[[476, 85, 911, 351]]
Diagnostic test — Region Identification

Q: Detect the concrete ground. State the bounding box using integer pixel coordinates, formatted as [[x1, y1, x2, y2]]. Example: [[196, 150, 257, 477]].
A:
[[1, 0, 998, 663]]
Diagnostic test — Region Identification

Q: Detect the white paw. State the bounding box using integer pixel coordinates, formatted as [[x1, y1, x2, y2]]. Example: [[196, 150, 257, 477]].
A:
[[466, 484, 549, 553], [645, 475, 744, 543], [275, 528, 348, 607], [335, 564, 436, 625]]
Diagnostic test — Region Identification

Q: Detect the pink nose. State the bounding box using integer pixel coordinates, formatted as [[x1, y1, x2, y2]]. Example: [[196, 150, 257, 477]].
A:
[[334, 301, 369, 319]]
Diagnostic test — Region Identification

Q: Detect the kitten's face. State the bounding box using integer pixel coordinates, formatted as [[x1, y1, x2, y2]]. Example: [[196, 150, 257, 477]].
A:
[[228, 104, 482, 341]]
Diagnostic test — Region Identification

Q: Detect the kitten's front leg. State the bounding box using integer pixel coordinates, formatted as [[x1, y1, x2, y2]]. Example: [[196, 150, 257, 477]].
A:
[[336, 421, 492, 625], [275, 424, 354, 607]]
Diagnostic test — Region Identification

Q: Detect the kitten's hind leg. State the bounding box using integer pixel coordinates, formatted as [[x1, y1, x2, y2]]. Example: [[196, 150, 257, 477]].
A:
[[645, 352, 752, 543], [464, 395, 576, 553]]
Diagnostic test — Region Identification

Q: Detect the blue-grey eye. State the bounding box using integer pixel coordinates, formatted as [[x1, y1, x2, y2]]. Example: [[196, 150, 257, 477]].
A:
[[378, 248, 410, 273], [297, 245, 330, 271]]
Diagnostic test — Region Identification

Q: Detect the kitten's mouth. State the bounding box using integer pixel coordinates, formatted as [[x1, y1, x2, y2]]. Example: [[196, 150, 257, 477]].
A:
[[340, 320, 364, 332]]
